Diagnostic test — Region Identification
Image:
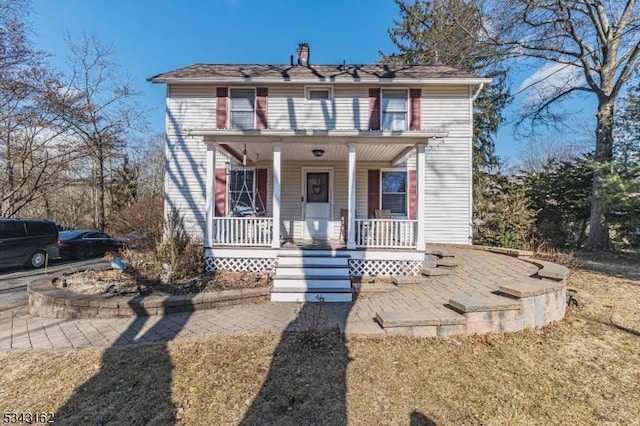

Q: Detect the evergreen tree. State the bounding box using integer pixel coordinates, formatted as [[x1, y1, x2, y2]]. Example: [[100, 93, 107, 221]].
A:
[[110, 155, 138, 211], [383, 0, 511, 169]]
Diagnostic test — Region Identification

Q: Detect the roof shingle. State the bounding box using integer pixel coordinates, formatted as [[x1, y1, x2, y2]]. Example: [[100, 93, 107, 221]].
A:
[[148, 63, 484, 83]]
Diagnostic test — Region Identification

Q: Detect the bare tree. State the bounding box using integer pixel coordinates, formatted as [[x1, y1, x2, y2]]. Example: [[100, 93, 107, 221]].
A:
[[0, 0, 80, 217], [481, 0, 640, 250], [133, 133, 165, 198], [518, 136, 587, 174], [57, 32, 148, 230]]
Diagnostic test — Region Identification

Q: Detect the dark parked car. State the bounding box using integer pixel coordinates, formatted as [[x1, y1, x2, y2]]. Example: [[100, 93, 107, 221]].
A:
[[0, 219, 59, 268], [58, 230, 125, 260]]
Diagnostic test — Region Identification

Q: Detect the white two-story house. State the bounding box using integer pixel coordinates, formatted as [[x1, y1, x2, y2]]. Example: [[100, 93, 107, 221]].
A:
[[149, 44, 490, 302]]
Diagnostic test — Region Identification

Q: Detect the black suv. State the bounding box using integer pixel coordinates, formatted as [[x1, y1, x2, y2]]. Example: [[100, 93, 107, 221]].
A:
[[0, 219, 60, 268]]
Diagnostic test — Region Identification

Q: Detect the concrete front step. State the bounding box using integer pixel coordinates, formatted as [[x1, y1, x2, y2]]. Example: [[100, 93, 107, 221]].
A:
[[376, 311, 440, 327], [435, 258, 458, 268], [271, 292, 353, 302], [498, 279, 565, 298], [273, 275, 351, 288], [449, 294, 521, 313], [277, 255, 350, 267], [276, 265, 349, 277], [272, 254, 352, 302], [421, 266, 452, 276], [429, 249, 455, 258]]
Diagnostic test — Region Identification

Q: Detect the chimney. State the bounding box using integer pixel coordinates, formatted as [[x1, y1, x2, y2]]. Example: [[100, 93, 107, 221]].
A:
[[297, 43, 310, 66]]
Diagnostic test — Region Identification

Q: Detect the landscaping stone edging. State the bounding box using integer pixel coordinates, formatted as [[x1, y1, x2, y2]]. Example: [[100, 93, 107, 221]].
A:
[[28, 276, 270, 319]]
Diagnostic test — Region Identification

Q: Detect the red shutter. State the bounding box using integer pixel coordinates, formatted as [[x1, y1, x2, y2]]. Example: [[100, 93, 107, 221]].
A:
[[368, 169, 380, 219], [215, 168, 226, 217], [409, 89, 421, 131], [368, 88, 381, 130], [256, 168, 267, 213], [216, 87, 228, 129], [409, 170, 417, 220], [256, 88, 268, 129]]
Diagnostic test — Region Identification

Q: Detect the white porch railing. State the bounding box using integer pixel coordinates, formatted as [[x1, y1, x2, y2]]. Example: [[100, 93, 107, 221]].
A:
[[213, 217, 273, 246], [354, 219, 417, 248]]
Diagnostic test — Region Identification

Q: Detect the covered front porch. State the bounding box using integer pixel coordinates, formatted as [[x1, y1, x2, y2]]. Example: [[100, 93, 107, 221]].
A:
[[197, 129, 448, 253]]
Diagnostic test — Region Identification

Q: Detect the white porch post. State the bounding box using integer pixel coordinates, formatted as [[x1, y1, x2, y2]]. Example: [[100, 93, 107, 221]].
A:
[[271, 143, 281, 248], [416, 144, 426, 251], [347, 143, 357, 249], [205, 144, 216, 248]]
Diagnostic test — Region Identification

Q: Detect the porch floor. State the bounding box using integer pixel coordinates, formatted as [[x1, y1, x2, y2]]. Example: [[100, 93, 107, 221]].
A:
[[1, 245, 569, 349], [281, 239, 346, 250]]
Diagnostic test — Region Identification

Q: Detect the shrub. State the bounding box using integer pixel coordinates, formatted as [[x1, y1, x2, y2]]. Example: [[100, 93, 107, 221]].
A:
[[107, 195, 163, 251], [474, 172, 535, 250], [155, 206, 204, 282]]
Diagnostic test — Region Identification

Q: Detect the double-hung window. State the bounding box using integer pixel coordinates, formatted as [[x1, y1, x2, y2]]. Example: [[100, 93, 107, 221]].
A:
[[229, 88, 255, 130], [381, 89, 408, 131], [228, 169, 256, 216], [381, 171, 407, 215]]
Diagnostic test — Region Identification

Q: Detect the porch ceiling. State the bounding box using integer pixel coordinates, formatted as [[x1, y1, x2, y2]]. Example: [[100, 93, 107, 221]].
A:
[[194, 129, 446, 163], [218, 140, 416, 163]]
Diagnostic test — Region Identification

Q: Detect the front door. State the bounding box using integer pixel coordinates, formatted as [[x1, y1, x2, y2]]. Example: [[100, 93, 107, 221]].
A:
[[303, 170, 332, 239]]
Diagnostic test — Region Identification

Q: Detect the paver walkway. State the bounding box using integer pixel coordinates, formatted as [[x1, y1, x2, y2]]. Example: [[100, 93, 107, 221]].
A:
[[0, 246, 540, 351]]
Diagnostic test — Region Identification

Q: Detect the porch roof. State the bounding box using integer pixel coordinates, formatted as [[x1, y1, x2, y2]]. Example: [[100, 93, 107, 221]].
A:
[[189, 129, 448, 163]]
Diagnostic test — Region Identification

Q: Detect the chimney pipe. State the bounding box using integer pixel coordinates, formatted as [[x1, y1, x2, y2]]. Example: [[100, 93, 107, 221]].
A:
[[297, 43, 309, 66], [290, 54, 294, 66]]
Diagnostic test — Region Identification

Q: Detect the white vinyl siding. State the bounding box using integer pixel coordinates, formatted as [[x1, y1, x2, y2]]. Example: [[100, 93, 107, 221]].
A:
[[165, 84, 226, 239], [269, 86, 369, 130], [421, 85, 472, 244], [163, 83, 474, 245]]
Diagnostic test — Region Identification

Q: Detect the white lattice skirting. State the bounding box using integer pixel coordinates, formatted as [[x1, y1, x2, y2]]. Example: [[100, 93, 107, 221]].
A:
[[349, 259, 422, 276], [205, 257, 276, 273], [206, 257, 421, 276]]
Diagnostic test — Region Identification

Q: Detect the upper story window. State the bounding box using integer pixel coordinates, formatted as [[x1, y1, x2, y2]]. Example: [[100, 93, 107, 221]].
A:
[[381, 171, 407, 215], [229, 88, 255, 129], [381, 89, 408, 131], [306, 86, 332, 101]]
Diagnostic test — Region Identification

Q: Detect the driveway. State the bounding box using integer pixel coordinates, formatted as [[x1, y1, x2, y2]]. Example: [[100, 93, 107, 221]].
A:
[[0, 258, 109, 315]]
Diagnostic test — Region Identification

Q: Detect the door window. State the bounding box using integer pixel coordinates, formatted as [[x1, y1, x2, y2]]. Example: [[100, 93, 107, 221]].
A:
[[306, 172, 329, 203]]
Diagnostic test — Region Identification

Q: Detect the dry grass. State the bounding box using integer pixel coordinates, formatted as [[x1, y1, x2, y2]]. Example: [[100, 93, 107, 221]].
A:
[[1, 267, 639, 425]]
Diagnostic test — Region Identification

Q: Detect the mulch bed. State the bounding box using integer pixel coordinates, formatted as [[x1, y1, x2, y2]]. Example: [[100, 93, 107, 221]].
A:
[[53, 267, 270, 297]]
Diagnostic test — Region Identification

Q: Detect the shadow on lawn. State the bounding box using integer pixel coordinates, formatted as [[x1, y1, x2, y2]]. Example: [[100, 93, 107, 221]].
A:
[[241, 301, 353, 425], [55, 298, 195, 425]]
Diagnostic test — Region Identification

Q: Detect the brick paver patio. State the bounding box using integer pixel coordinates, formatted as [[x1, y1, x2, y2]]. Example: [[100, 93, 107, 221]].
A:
[[0, 246, 544, 351]]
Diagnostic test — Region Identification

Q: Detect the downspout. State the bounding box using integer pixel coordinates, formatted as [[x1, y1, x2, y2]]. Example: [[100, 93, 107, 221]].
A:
[[468, 83, 484, 244]]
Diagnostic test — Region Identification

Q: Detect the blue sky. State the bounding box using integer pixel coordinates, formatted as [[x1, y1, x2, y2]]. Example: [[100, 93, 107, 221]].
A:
[[29, 0, 595, 165]]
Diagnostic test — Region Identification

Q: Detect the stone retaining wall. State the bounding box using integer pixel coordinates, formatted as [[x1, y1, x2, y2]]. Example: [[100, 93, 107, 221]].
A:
[[28, 277, 270, 320]]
